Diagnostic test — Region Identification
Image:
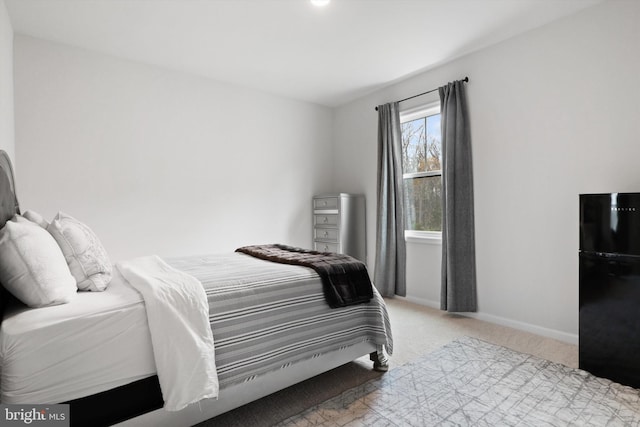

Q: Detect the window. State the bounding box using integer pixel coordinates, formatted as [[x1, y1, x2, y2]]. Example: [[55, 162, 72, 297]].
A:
[[401, 103, 442, 235]]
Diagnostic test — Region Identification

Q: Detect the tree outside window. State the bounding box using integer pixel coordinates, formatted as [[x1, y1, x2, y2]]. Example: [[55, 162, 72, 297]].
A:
[[401, 105, 442, 232]]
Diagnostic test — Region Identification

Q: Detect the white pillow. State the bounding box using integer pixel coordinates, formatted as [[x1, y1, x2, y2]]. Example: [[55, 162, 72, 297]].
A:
[[0, 215, 77, 307], [47, 212, 112, 291], [23, 209, 49, 228], [46, 212, 112, 292]]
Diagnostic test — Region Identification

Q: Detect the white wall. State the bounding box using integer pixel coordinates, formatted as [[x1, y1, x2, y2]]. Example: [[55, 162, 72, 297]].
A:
[[11, 1, 640, 342], [333, 0, 640, 342], [14, 36, 334, 261], [0, 0, 13, 160]]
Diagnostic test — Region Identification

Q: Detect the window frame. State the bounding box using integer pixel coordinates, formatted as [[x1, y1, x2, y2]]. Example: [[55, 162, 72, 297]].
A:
[[400, 102, 443, 244]]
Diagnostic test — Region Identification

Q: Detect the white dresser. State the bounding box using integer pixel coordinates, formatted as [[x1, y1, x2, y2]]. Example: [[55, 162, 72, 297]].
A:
[[312, 193, 366, 262]]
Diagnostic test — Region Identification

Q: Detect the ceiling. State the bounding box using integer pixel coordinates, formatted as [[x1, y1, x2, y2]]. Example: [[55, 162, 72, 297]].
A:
[[5, 0, 604, 107]]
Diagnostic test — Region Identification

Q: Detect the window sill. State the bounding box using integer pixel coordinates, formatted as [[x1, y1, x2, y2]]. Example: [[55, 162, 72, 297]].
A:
[[405, 230, 442, 245]]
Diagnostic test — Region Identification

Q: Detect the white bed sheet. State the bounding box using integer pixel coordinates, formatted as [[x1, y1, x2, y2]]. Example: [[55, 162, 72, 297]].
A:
[[0, 269, 156, 404]]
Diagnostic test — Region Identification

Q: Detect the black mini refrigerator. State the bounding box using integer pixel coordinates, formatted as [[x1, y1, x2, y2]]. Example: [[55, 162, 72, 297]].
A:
[[579, 192, 640, 388]]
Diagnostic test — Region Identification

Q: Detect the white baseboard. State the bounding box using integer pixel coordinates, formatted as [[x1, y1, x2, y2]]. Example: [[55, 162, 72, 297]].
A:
[[399, 295, 578, 345]]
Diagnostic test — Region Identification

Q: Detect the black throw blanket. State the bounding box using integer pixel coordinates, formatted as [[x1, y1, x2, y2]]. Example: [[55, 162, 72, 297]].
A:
[[236, 244, 374, 308]]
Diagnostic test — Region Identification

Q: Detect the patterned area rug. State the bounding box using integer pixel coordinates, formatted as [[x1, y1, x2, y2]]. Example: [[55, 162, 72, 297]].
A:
[[276, 337, 640, 426]]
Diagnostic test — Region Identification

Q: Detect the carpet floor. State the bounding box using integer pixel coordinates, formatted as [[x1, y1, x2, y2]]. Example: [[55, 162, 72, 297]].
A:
[[275, 337, 640, 426]]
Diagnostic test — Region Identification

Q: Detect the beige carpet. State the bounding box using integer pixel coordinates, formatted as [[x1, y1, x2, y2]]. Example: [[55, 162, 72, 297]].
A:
[[383, 298, 577, 369], [197, 298, 578, 426]]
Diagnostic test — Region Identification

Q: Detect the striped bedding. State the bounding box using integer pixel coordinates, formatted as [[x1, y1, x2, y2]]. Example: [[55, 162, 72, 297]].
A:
[[165, 252, 393, 388]]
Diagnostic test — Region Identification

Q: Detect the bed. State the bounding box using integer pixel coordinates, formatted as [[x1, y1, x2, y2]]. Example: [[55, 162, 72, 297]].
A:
[[0, 150, 393, 426]]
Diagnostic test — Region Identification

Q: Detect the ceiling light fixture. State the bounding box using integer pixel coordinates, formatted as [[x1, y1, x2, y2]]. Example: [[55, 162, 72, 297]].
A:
[[310, 0, 330, 7]]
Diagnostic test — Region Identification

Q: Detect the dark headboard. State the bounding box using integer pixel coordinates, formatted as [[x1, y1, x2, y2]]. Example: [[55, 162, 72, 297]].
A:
[[0, 150, 20, 321], [0, 150, 19, 226]]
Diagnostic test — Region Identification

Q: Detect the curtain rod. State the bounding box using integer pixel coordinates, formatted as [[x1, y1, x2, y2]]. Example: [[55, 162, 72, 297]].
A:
[[374, 76, 469, 111]]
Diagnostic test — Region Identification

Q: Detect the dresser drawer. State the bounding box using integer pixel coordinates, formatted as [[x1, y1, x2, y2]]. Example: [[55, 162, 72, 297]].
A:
[[313, 197, 339, 211], [312, 194, 365, 262], [314, 214, 338, 227], [314, 242, 339, 253], [314, 228, 339, 242]]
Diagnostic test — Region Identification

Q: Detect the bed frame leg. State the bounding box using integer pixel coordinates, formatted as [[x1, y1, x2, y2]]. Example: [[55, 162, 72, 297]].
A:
[[370, 348, 389, 372]]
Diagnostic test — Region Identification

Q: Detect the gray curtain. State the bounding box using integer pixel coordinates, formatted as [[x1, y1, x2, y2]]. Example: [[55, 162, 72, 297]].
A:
[[374, 102, 406, 297], [439, 80, 477, 312]]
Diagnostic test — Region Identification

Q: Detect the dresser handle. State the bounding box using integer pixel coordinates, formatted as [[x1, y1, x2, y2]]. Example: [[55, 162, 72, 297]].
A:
[[323, 217, 328, 223], [324, 245, 329, 251], [324, 231, 329, 237]]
